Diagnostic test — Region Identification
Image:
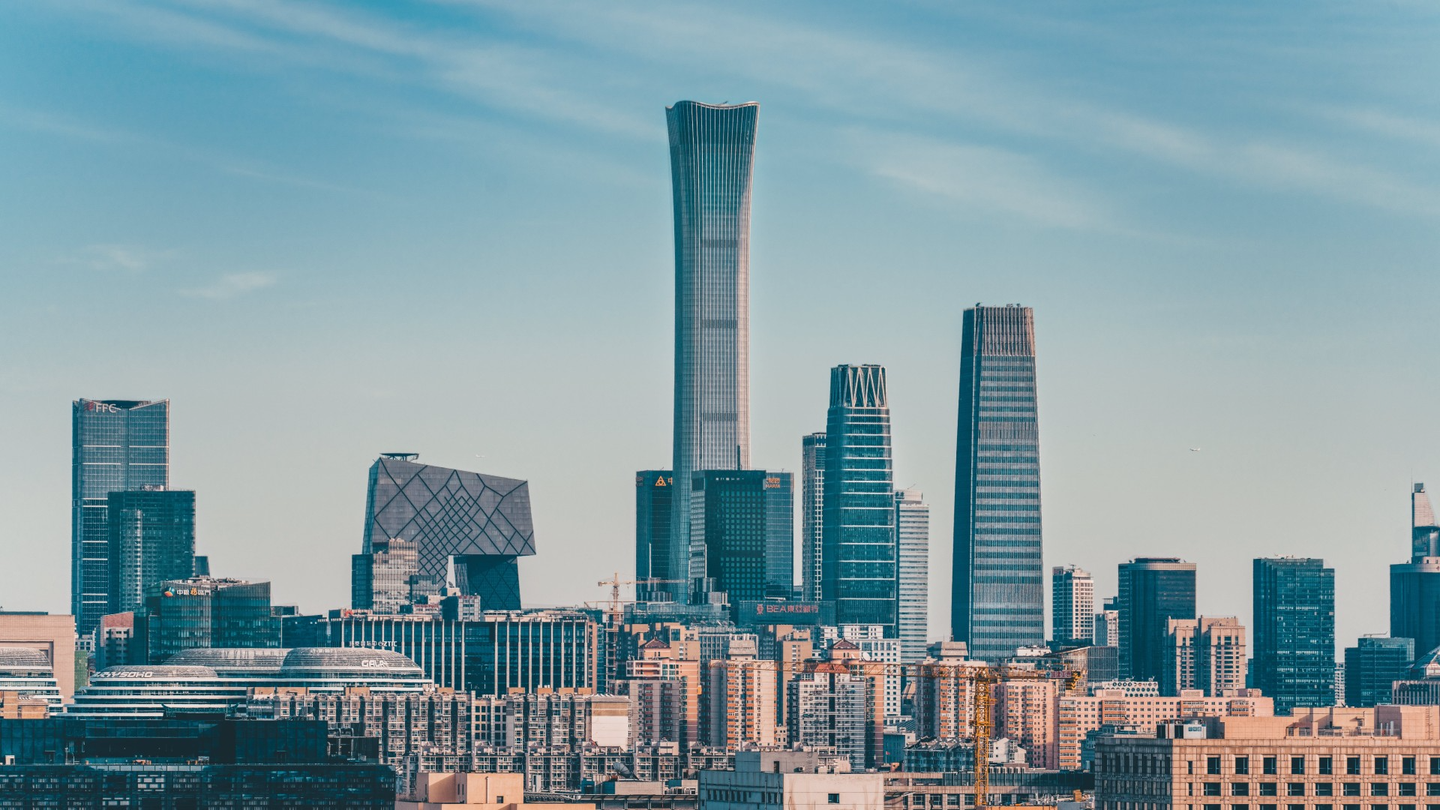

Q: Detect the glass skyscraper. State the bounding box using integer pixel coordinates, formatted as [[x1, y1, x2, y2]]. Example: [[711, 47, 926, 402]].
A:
[[667, 100, 759, 600], [895, 489, 930, 662], [1118, 557, 1197, 682], [72, 398, 170, 635], [1344, 635, 1414, 708], [1252, 557, 1335, 715], [801, 433, 826, 602], [1392, 483, 1440, 658], [357, 454, 535, 611], [107, 489, 196, 615], [634, 470, 677, 601], [950, 305, 1043, 661], [821, 364, 896, 633], [690, 469, 792, 616]]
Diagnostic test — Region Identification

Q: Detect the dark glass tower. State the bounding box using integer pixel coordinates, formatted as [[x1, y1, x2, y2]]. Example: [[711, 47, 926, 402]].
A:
[[951, 306, 1043, 661], [107, 489, 196, 615], [821, 364, 896, 633], [72, 399, 170, 634], [801, 433, 827, 602], [667, 100, 759, 601], [1118, 557, 1197, 682], [1392, 483, 1440, 657], [358, 454, 535, 611], [1252, 557, 1335, 715], [141, 577, 279, 663], [635, 470, 677, 600], [692, 469, 792, 615], [1344, 635, 1414, 707]]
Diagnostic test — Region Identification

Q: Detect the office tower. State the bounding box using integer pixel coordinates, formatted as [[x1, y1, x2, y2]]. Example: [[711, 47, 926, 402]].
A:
[[357, 454, 535, 611], [72, 399, 170, 634], [106, 489, 195, 615], [951, 305, 1043, 661], [350, 538, 430, 614], [1095, 597, 1120, 647], [690, 469, 792, 613], [821, 364, 897, 633], [1118, 558, 1197, 682], [140, 577, 280, 662], [1392, 484, 1440, 657], [788, 666, 869, 769], [896, 489, 930, 663], [801, 433, 827, 602], [635, 471, 677, 600], [1344, 635, 1414, 708], [1253, 557, 1336, 715], [1052, 566, 1095, 648], [1162, 616, 1247, 696], [667, 100, 759, 599]]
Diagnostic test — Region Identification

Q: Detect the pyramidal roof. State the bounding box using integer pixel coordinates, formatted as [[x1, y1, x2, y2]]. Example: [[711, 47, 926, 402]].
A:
[[1417, 484, 1438, 530]]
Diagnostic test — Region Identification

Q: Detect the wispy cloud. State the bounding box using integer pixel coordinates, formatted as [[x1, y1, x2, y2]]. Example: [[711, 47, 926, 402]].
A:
[[181, 272, 278, 300], [64, 244, 178, 272]]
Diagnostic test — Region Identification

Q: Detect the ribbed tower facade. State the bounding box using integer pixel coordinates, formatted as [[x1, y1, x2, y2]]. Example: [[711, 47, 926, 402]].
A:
[[895, 489, 930, 662], [821, 365, 896, 633], [801, 432, 827, 602], [667, 100, 759, 599], [951, 306, 1043, 661]]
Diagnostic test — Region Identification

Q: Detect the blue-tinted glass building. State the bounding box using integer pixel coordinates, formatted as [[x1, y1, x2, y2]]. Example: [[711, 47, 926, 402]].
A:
[[141, 577, 280, 663], [1118, 557, 1196, 682], [951, 306, 1044, 661], [821, 364, 896, 633], [72, 399, 170, 635], [358, 454, 536, 611], [107, 489, 196, 615], [635, 470, 678, 601], [1252, 557, 1335, 715], [667, 101, 759, 601], [1344, 635, 1414, 708], [691, 469, 793, 614], [1392, 484, 1440, 658]]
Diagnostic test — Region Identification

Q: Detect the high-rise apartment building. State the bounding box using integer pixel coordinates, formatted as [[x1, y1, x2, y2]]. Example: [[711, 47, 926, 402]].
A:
[[691, 469, 793, 612], [634, 471, 677, 600], [951, 305, 1043, 661], [1118, 558, 1196, 682], [106, 489, 195, 615], [72, 399, 170, 634], [801, 433, 826, 602], [1052, 566, 1095, 648], [1253, 557, 1336, 715], [787, 666, 869, 770], [1344, 635, 1414, 708], [1094, 597, 1120, 648], [357, 454, 535, 611], [667, 101, 759, 600], [705, 655, 780, 749], [1392, 484, 1440, 657], [821, 365, 896, 633], [895, 489, 930, 663], [1162, 616, 1247, 696]]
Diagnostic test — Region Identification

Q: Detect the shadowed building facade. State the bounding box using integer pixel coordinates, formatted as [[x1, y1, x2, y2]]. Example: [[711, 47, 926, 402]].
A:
[[634, 470, 676, 600], [821, 364, 897, 633], [667, 100, 759, 601], [355, 454, 535, 611], [951, 306, 1043, 661], [1253, 557, 1335, 715], [1118, 557, 1197, 682], [1392, 483, 1440, 658], [107, 488, 196, 615], [72, 398, 170, 635]]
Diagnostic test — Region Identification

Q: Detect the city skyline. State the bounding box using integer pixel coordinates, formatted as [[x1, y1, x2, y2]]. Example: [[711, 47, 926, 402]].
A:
[[3, 3, 1439, 651]]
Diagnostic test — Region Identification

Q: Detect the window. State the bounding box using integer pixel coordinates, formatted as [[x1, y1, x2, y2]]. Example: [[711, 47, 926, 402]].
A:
[[829, 794, 841, 804], [1209, 758, 1223, 775], [1431, 760, 1440, 777], [1375, 785, 1392, 797], [1379, 760, 1392, 776], [1234, 784, 1252, 797], [1205, 805, 1223, 810], [1404, 786, 1419, 797], [1266, 759, 1279, 776], [1261, 785, 1279, 797], [1237, 758, 1251, 775], [1344, 805, 1363, 810], [1290, 785, 1308, 797], [1351, 759, 1364, 776], [1406, 759, 1418, 776], [1289, 806, 1306, 810], [1190, 762, 1196, 776], [1427, 785, 1440, 797], [1322, 759, 1335, 776], [1294, 759, 1308, 776], [1319, 785, 1335, 797], [1347, 785, 1364, 797], [1206, 785, 1223, 797]]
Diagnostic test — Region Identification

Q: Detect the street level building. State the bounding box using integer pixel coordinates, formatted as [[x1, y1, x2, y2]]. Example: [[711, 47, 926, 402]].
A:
[[821, 364, 897, 633], [667, 101, 760, 600], [951, 305, 1044, 662], [1253, 557, 1336, 715], [72, 398, 169, 634]]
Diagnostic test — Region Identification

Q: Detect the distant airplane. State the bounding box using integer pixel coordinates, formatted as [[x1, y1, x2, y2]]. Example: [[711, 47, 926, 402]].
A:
[[1190, 447, 1202, 452]]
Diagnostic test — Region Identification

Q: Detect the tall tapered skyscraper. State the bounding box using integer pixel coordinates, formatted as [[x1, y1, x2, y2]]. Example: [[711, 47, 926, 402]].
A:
[[667, 100, 759, 599], [801, 432, 827, 601], [72, 398, 170, 635], [822, 364, 896, 633], [951, 305, 1043, 661]]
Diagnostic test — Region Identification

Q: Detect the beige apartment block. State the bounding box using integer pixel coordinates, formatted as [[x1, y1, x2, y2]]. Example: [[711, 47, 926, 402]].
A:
[[998, 678, 1061, 769], [1166, 618, 1248, 697], [1059, 689, 1273, 771], [0, 612, 76, 700], [1095, 707, 1440, 810]]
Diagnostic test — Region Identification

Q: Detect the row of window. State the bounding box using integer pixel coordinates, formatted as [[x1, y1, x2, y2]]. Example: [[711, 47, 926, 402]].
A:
[[1199, 784, 1438, 798], [1202, 757, 1432, 777]]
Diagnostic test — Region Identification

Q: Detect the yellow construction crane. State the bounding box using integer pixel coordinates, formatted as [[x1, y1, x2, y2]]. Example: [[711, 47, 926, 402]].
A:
[[596, 572, 687, 622]]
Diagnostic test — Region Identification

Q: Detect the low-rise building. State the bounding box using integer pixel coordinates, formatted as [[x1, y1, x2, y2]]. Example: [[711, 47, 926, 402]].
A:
[[1058, 688, 1272, 771], [400, 772, 593, 810], [0, 612, 76, 701], [699, 751, 881, 810]]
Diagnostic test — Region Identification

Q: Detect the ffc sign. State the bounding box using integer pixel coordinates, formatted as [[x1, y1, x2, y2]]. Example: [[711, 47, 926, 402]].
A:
[[83, 402, 120, 414]]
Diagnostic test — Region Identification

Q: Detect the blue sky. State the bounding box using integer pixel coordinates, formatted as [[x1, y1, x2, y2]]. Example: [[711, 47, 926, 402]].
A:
[[2, 1, 1437, 651]]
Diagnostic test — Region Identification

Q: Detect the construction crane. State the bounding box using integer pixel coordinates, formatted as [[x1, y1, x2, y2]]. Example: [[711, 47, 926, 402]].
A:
[[705, 656, 1084, 810], [596, 572, 687, 623]]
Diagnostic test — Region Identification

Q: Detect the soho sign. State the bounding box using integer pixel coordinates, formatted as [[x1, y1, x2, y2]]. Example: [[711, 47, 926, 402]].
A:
[[96, 670, 154, 679]]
